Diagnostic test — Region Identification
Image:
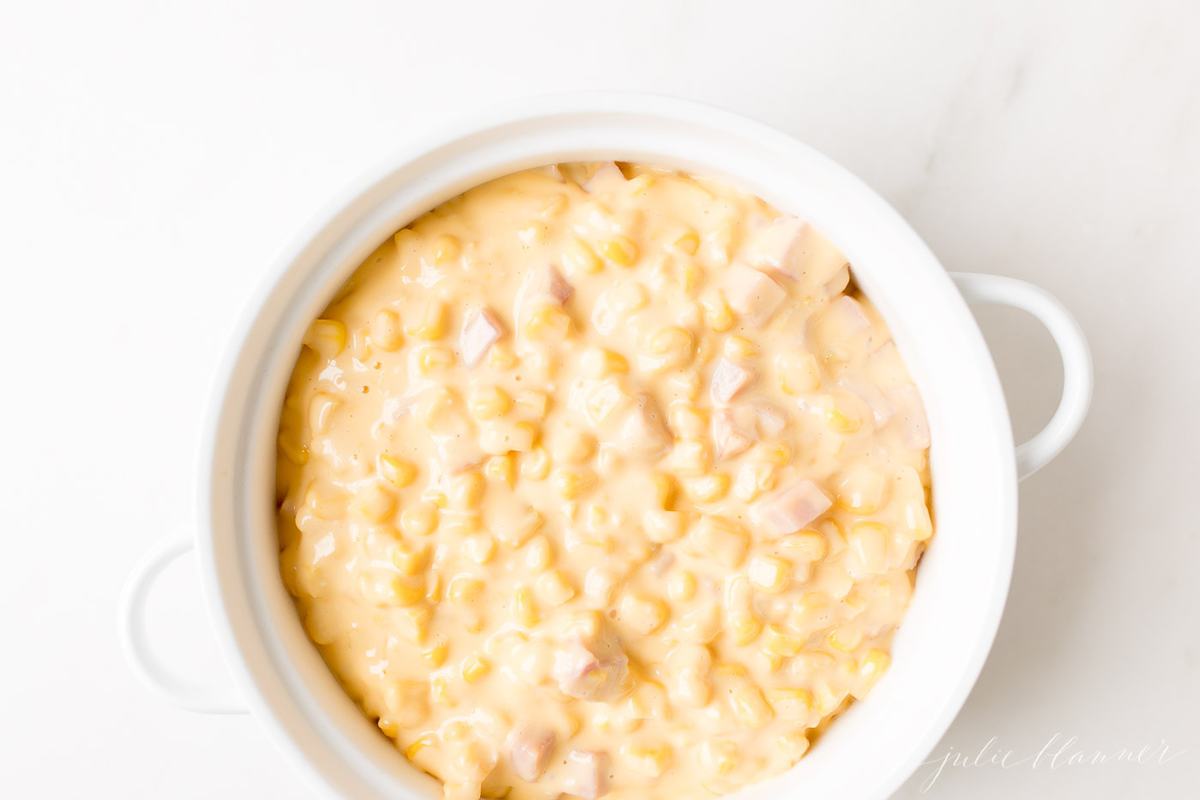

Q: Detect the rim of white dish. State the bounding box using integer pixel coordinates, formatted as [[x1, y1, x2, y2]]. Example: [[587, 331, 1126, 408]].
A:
[[197, 93, 1017, 800]]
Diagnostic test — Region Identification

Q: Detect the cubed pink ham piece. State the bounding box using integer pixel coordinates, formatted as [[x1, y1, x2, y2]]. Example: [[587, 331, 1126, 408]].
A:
[[709, 358, 754, 404], [459, 307, 503, 366], [754, 403, 788, 437], [711, 408, 755, 460], [552, 619, 629, 701], [750, 478, 832, 537], [724, 263, 787, 327], [524, 263, 574, 305], [562, 750, 611, 800], [742, 215, 810, 279], [507, 725, 556, 782]]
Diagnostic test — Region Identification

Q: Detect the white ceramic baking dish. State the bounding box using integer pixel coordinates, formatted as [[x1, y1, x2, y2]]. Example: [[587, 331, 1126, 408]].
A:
[[119, 94, 1092, 799]]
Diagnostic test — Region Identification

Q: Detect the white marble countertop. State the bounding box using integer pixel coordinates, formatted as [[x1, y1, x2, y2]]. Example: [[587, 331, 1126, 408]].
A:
[[2, 1, 1196, 797]]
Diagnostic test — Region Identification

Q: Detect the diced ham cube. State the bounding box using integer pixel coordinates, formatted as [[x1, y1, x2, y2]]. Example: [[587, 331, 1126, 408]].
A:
[[742, 215, 810, 279], [619, 394, 670, 459], [459, 307, 503, 366], [581, 161, 626, 193], [561, 750, 611, 800], [710, 358, 754, 404], [523, 263, 574, 305], [507, 725, 556, 782], [712, 408, 755, 460], [750, 478, 832, 537], [888, 384, 930, 450], [552, 616, 629, 701], [724, 263, 787, 327]]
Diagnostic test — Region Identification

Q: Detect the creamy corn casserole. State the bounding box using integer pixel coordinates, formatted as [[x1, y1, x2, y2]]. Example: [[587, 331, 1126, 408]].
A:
[[276, 162, 933, 800]]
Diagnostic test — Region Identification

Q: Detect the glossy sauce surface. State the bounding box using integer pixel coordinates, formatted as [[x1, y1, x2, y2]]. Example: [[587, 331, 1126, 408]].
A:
[[276, 163, 933, 800]]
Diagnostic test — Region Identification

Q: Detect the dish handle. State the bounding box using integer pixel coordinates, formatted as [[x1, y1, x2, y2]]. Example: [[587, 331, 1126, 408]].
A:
[[118, 534, 248, 715], [951, 272, 1093, 481]]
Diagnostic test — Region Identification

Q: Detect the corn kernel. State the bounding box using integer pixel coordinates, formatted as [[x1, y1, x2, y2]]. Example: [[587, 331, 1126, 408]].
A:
[[303, 318, 347, 359], [778, 530, 828, 562], [448, 471, 486, 509], [748, 555, 791, 594], [406, 300, 448, 341], [521, 447, 551, 480], [724, 335, 760, 360], [699, 740, 739, 777], [352, 481, 396, 523], [620, 592, 669, 634], [645, 325, 694, 359], [400, 501, 439, 537], [536, 569, 576, 607], [732, 461, 776, 502], [396, 604, 432, 644], [406, 733, 436, 761], [686, 515, 748, 568], [463, 532, 497, 564], [484, 453, 516, 487], [513, 585, 539, 627], [386, 577, 426, 606], [379, 455, 418, 489], [825, 406, 861, 434], [668, 438, 711, 476], [836, 465, 889, 513], [600, 235, 639, 267], [581, 346, 629, 377], [653, 473, 678, 509], [643, 509, 686, 543], [769, 687, 814, 718], [775, 730, 810, 761], [415, 344, 454, 375], [778, 352, 821, 395], [551, 428, 596, 465], [552, 467, 595, 500], [378, 718, 399, 738], [858, 648, 891, 684], [612, 281, 649, 313], [514, 390, 549, 421], [564, 237, 603, 275], [847, 521, 888, 576], [391, 542, 427, 576], [700, 291, 734, 332], [423, 641, 449, 667], [523, 535, 553, 572], [681, 473, 730, 503], [487, 341, 519, 369], [668, 404, 706, 439], [367, 309, 404, 352], [468, 385, 512, 421], [493, 507, 542, 548], [763, 624, 804, 657], [680, 260, 704, 293], [627, 744, 673, 777], [524, 304, 571, 341], [462, 655, 491, 683], [730, 614, 762, 646], [728, 682, 774, 729], [448, 575, 485, 604], [827, 626, 863, 652], [428, 675, 451, 705], [432, 234, 460, 264], [667, 570, 697, 603], [673, 229, 700, 255]]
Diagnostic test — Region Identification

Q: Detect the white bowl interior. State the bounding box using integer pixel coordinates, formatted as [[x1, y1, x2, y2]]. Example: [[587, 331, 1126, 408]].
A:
[[201, 96, 1017, 799]]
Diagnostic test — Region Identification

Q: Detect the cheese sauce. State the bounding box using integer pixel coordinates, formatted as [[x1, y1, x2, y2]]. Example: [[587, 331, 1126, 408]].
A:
[[276, 163, 933, 800]]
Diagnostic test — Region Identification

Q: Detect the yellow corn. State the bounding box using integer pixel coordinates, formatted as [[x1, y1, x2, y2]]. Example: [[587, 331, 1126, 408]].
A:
[[461, 655, 491, 683], [448, 471, 486, 510], [777, 530, 828, 562], [351, 482, 396, 523], [303, 318, 347, 359], [406, 300, 448, 340], [747, 556, 791, 594], [463, 532, 496, 564], [724, 335, 760, 360], [730, 614, 762, 646], [400, 501, 439, 537], [582, 347, 629, 377], [537, 569, 576, 607], [628, 744, 673, 777], [778, 352, 821, 395], [827, 626, 863, 652], [523, 536, 553, 572], [521, 447, 552, 480], [728, 682, 774, 729], [653, 472, 678, 509], [763, 624, 804, 657], [448, 575, 485, 604], [377, 718, 399, 738], [468, 385, 512, 420], [484, 453, 517, 488], [769, 687, 814, 718], [432, 234, 460, 264], [700, 292, 734, 332], [858, 648, 891, 685], [600, 235, 639, 267], [552, 467, 595, 500], [422, 641, 448, 667], [391, 543, 427, 576], [416, 344, 454, 374], [487, 341, 518, 369], [386, 577, 426, 607], [524, 304, 571, 340], [405, 733, 436, 761], [513, 585, 538, 626], [564, 237, 603, 275], [682, 473, 730, 503], [668, 570, 697, 602], [371, 309, 405, 351], [673, 229, 700, 255], [379, 455, 417, 488]]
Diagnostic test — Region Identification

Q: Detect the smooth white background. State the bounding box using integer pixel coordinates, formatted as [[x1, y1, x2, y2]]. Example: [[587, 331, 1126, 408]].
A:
[[2, 1, 1196, 797]]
